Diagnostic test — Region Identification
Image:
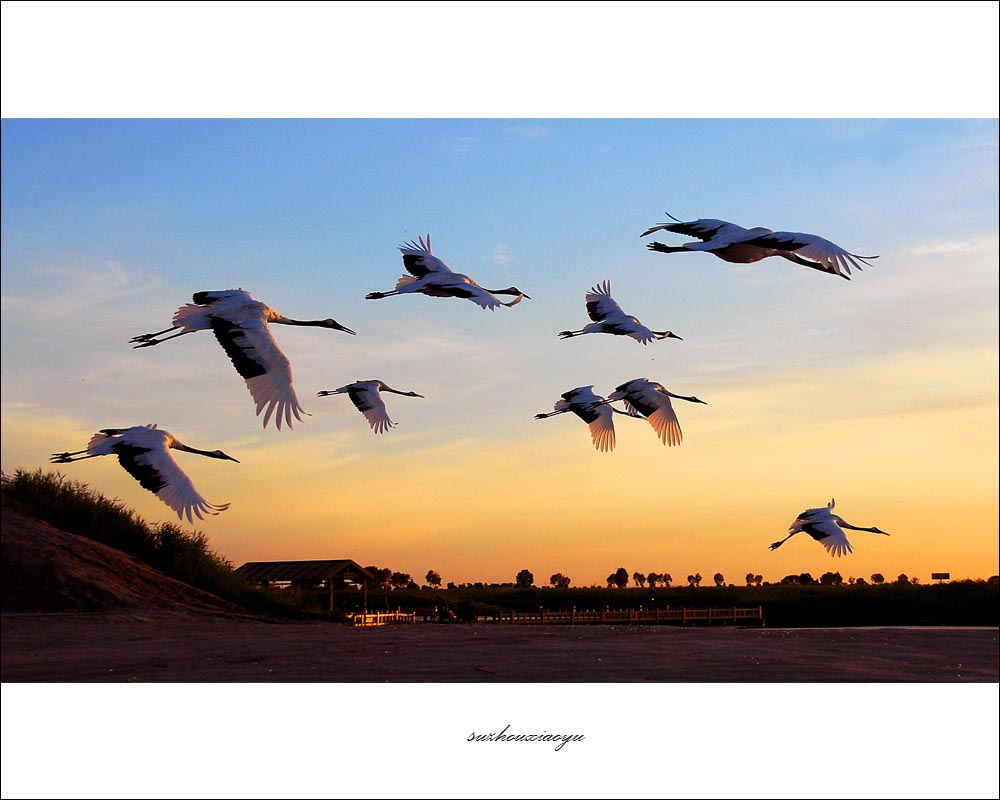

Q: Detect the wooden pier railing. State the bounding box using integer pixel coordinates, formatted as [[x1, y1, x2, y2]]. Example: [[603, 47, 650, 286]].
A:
[[475, 606, 764, 627], [351, 611, 417, 627]]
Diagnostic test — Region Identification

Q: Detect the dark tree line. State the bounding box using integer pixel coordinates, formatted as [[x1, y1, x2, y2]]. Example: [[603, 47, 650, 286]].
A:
[[367, 565, 941, 592]]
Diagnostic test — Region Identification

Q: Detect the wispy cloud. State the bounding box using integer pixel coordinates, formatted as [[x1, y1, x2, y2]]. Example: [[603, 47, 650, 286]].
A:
[[448, 136, 476, 154], [506, 123, 550, 139], [486, 244, 513, 266], [820, 120, 890, 139], [1, 260, 162, 326], [904, 236, 995, 258]]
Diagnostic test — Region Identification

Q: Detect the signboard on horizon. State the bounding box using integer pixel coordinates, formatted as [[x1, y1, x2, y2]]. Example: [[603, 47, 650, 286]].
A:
[[931, 572, 950, 580]]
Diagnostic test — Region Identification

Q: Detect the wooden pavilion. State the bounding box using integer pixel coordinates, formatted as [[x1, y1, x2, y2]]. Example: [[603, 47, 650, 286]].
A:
[[235, 559, 373, 613]]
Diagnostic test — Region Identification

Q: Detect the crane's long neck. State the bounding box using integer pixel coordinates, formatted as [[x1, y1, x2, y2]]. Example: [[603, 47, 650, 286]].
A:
[[665, 392, 704, 404], [275, 317, 324, 327], [274, 316, 356, 335], [172, 443, 238, 461], [833, 516, 886, 534], [172, 443, 215, 457]]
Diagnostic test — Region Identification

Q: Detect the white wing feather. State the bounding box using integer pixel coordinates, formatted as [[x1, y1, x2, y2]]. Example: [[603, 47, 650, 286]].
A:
[[810, 516, 855, 557], [109, 426, 229, 523], [585, 280, 625, 321], [398, 236, 453, 276], [172, 291, 254, 332], [328, 381, 397, 434], [642, 218, 752, 241], [623, 319, 657, 345], [356, 389, 394, 434], [141, 446, 230, 523], [587, 405, 617, 452], [753, 231, 874, 278], [216, 307, 305, 430], [645, 399, 683, 446], [437, 274, 507, 310], [788, 510, 854, 558]]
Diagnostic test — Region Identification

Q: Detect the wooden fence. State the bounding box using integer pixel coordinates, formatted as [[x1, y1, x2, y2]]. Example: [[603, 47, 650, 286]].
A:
[[476, 606, 764, 627], [351, 611, 417, 627]]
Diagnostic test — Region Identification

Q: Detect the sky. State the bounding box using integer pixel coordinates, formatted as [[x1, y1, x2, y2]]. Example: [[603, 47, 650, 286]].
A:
[[2, 119, 997, 588], [1, 3, 998, 799]]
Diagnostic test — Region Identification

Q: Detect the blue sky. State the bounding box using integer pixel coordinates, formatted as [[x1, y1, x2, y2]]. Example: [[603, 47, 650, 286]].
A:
[[2, 3, 998, 799], [3, 117, 997, 588]]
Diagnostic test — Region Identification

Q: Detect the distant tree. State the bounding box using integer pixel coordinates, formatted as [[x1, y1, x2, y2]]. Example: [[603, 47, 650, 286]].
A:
[[606, 567, 629, 588], [647, 572, 660, 588], [895, 573, 910, 585], [854, 576, 868, 585], [798, 572, 815, 585], [871, 573, 885, 585], [633, 571, 647, 588], [910, 576, 920, 585], [819, 571, 844, 586], [753, 574, 763, 587], [687, 573, 702, 588], [713, 572, 725, 587], [549, 572, 571, 588], [446, 581, 457, 590], [745, 573, 755, 586], [366, 566, 393, 593], [389, 571, 411, 589], [662, 573, 673, 587], [988, 576, 999, 586], [425, 570, 442, 588], [515, 569, 535, 588], [780, 574, 800, 585]]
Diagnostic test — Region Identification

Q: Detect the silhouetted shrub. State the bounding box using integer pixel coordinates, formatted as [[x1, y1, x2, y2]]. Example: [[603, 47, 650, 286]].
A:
[[2, 469, 297, 615]]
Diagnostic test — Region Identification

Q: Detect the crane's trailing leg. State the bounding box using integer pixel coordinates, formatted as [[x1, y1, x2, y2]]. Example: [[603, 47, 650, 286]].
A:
[[646, 243, 688, 254], [534, 409, 570, 419], [50, 450, 99, 463], [129, 328, 192, 348], [129, 326, 178, 342]]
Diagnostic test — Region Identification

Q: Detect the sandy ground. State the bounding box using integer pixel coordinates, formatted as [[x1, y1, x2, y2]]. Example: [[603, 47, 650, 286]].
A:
[[2, 498, 997, 683], [2, 611, 997, 682]]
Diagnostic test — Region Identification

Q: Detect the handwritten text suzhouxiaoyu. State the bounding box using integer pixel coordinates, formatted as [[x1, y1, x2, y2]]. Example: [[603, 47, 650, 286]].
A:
[[468, 725, 584, 751]]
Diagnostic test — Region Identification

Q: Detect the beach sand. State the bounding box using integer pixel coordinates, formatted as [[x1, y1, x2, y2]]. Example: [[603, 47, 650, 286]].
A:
[[2, 612, 997, 682], [2, 496, 997, 683]]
